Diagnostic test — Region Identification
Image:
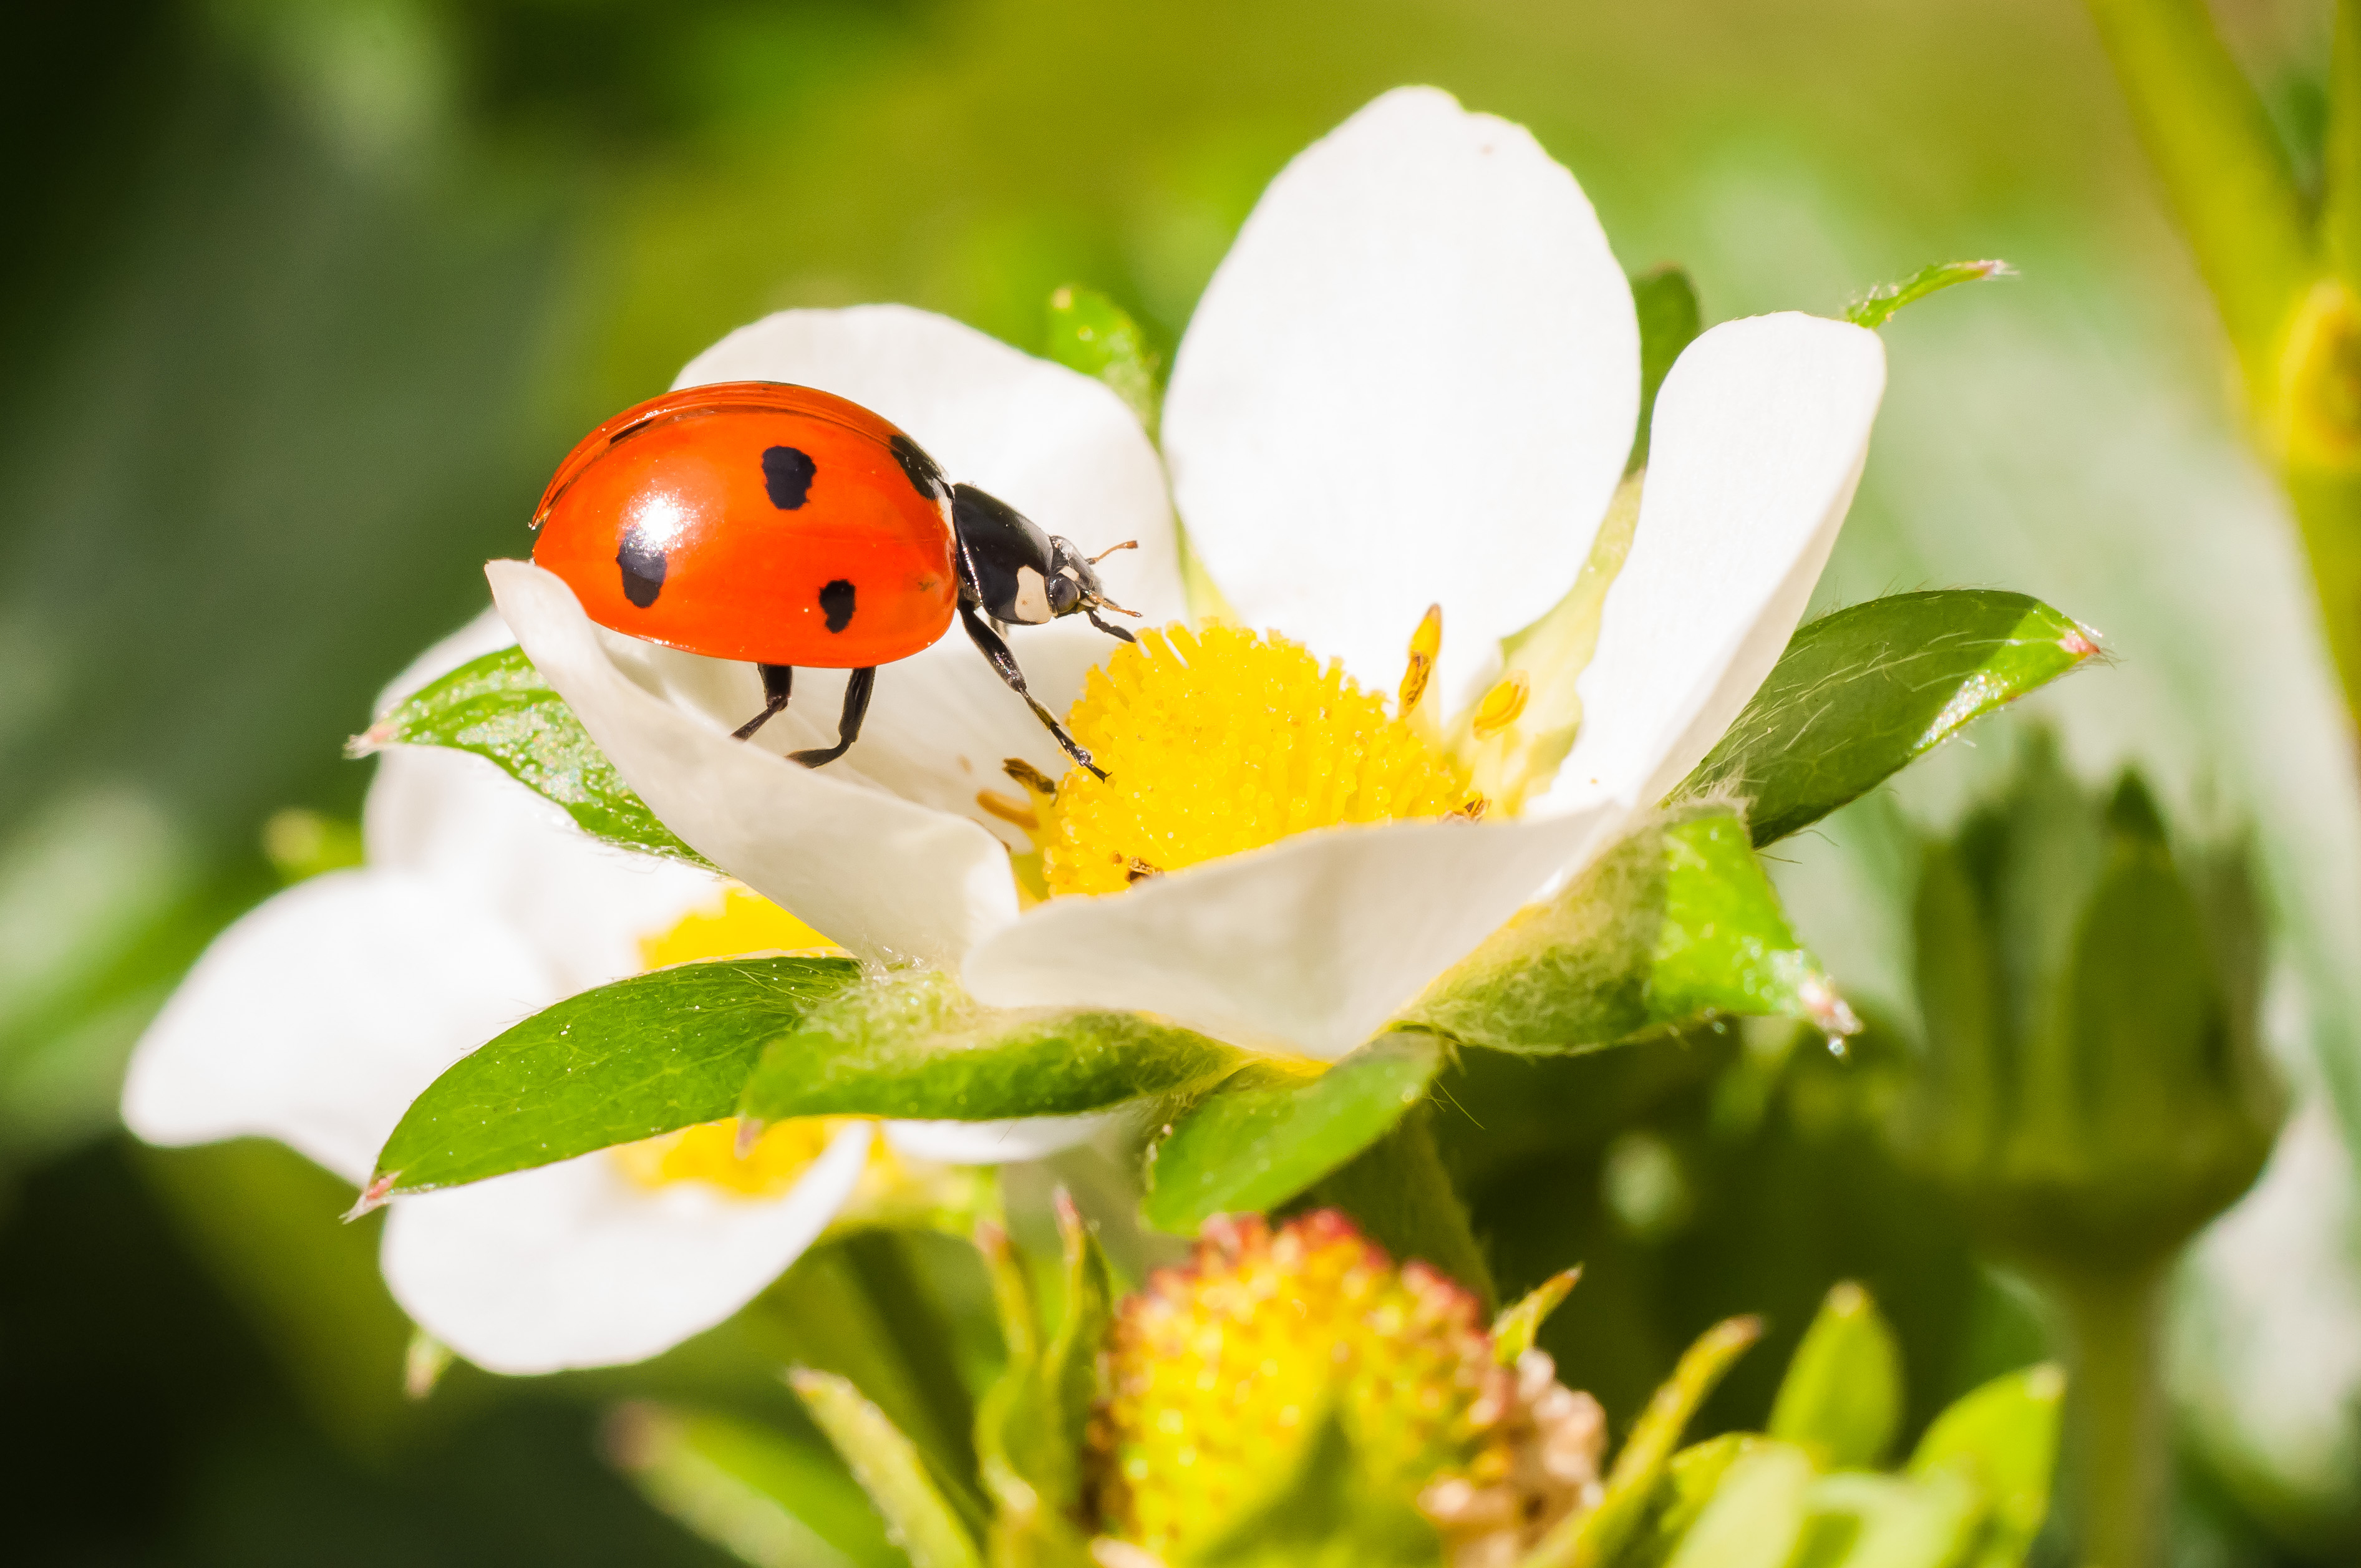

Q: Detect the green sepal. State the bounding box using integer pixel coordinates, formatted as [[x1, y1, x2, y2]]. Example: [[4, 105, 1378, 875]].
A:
[[791, 1368, 986, 1568], [1621, 1434, 1769, 1568], [1044, 284, 1161, 435], [1676, 591, 2097, 847], [1139, 1033, 1445, 1234], [1799, 1469, 1987, 1568], [1628, 265, 1704, 473], [976, 1196, 1113, 1567], [1766, 1282, 1904, 1470], [738, 967, 1243, 1125], [356, 646, 711, 868], [1844, 259, 2010, 329], [1185, 1409, 1440, 1568], [608, 1401, 901, 1568], [1402, 808, 1848, 1056], [369, 956, 861, 1196], [1521, 1315, 1763, 1568], [1908, 1365, 2065, 1568], [1654, 1441, 1815, 1568], [1491, 1267, 1581, 1364]]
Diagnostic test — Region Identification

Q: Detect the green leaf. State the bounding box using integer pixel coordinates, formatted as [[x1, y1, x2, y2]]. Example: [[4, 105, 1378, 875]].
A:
[[1622, 1435, 1767, 1568], [976, 1196, 1113, 1566], [1767, 1282, 1904, 1470], [1402, 808, 1851, 1055], [792, 1368, 986, 1568], [739, 967, 1243, 1124], [1843, 260, 2011, 330], [1658, 1441, 1815, 1568], [1188, 1410, 1440, 1568], [1801, 1469, 1987, 1568], [371, 956, 860, 1195], [1304, 1105, 1495, 1307], [1141, 1033, 1445, 1233], [1908, 1365, 2065, 1568], [357, 646, 712, 868], [1628, 266, 1703, 472], [1045, 284, 1161, 435], [1676, 591, 2100, 847], [1522, 1315, 1763, 1568], [607, 1401, 901, 1568], [1491, 1267, 1581, 1364]]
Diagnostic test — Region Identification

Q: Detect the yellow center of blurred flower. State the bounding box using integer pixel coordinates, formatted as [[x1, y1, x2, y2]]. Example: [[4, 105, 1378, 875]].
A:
[[1033, 624, 1480, 897], [611, 1116, 851, 1198], [611, 884, 850, 1199]]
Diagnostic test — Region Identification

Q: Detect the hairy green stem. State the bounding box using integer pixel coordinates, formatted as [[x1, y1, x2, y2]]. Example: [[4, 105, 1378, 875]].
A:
[[2055, 1267, 2167, 1568]]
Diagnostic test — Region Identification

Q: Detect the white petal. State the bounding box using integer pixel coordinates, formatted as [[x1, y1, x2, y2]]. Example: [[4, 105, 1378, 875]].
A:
[[490, 560, 1019, 967], [120, 871, 554, 1184], [364, 746, 728, 994], [962, 808, 1624, 1061], [1163, 87, 1637, 715], [1549, 314, 1887, 812], [881, 1110, 1121, 1165], [374, 607, 516, 715], [382, 1123, 871, 1375], [676, 303, 1183, 622]]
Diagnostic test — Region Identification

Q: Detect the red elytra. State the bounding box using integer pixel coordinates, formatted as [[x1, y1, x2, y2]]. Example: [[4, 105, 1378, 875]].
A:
[[530, 381, 957, 669]]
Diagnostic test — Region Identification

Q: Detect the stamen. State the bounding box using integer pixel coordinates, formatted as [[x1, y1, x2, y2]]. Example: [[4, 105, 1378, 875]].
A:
[[1040, 624, 1478, 897], [976, 790, 1040, 830], [1398, 603, 1443, 717], [1470, 671, 1530, 737]]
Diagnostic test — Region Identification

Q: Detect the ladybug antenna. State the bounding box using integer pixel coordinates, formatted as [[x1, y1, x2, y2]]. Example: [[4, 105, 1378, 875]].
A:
[[1087, 540, 1139, 565]]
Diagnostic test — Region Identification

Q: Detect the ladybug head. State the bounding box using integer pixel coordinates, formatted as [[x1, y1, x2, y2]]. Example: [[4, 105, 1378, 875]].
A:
[[1047, 536, 1142, 641]]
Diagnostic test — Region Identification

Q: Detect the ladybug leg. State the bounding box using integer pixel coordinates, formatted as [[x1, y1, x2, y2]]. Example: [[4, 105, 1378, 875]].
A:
[[732, 663, 796, 741], [958, 605, 1107, 780], [790, 666, 876, 768]]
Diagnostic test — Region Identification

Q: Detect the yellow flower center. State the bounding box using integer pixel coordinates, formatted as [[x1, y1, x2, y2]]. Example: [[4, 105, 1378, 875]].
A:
[[1036, 624, 1480, 896], [613, 884, 850, 1199]]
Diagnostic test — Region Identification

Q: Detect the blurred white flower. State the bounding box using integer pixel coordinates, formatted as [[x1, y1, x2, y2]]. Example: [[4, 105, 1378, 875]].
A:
[[122, 617, 1006, 1374], [495, 86, 1886, 1062]]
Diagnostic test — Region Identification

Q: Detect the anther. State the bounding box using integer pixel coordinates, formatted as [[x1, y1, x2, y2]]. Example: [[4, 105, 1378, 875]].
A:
[[1398, 603, 1443, 715], [1003, 757, 1060, 796], [976, 789, 1040, 830], [1471, 670, 1530, 737]]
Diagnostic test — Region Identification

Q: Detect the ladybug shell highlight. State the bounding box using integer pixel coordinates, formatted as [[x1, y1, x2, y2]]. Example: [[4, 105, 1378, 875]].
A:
[[531, 381, 957, 668]]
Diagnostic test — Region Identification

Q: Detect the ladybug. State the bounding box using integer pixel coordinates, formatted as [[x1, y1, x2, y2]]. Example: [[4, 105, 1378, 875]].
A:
[[531, 380, 1138, 773]]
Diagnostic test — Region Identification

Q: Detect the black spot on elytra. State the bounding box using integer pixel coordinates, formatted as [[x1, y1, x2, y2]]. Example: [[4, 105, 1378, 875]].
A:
[[890, 433, 945, 500], [820, 578, 856, 632], [762, 445, 817, 509], [617, 528, 666, 607]]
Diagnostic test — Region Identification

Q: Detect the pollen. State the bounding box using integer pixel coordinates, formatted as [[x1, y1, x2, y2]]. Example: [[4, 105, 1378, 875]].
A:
[[637, 884, 838, 969], [610, 1116, 848, 1199], [1042, 624, 1478, 896]]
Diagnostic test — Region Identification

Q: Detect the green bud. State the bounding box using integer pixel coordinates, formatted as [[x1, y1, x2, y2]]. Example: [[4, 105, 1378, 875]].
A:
[[1899, 731, 2280, 1280]]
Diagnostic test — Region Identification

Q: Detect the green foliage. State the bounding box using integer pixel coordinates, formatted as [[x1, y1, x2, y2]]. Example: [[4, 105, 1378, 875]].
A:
[[1525, 1315, 1765, 1568], [739, 967, 1241, 1125], [371, 956, 860, 1194], [1908, 1366, 2065, 1568], [1140, 1033, 1444, 1233], [1303, 1107, 1496, 1309], [1843, 259, 2011, 329], [1627, 265, 1702, 473], [361, 646, 713, 868], [1656, 1442, 1813, 1568], [1767, 1282, 1904, 1470], [1186, 1411, 1441, 1568], [975, 1199, 1113, 1566], [792, 1368, 986, 1568], [1044, 284, 1161, 435], [1403, 808, 1846, 1055], [607, 1401, 901, 1568], [1491, 1267, 1581, 1363], [1902, 734, 2281, 1275], [1677, 591, 2098, 848]]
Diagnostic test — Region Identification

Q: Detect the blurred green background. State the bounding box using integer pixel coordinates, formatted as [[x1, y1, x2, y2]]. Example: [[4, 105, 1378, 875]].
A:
[[7, 0, 2361, 1562]]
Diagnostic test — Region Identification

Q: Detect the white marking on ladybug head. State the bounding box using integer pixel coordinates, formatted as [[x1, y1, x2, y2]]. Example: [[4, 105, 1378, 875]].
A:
[[1011, 565, 1054, 624]]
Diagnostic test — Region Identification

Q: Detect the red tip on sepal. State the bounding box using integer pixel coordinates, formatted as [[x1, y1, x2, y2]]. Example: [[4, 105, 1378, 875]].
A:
[[342, 1172, 396, 1221]]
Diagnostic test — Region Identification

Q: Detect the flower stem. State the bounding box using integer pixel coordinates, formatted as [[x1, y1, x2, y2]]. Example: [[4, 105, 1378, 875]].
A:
[[2054, 1266, 2167, 1568]]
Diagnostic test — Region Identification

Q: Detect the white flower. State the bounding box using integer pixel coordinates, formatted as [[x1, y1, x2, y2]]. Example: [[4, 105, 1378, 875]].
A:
[[493, 87, 1885, 1067], [122, 617, 962, 1375]]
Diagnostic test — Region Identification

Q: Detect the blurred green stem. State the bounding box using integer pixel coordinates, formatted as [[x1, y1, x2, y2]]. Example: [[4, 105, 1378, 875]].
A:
[[2055, 1266, 2166, 1568]]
